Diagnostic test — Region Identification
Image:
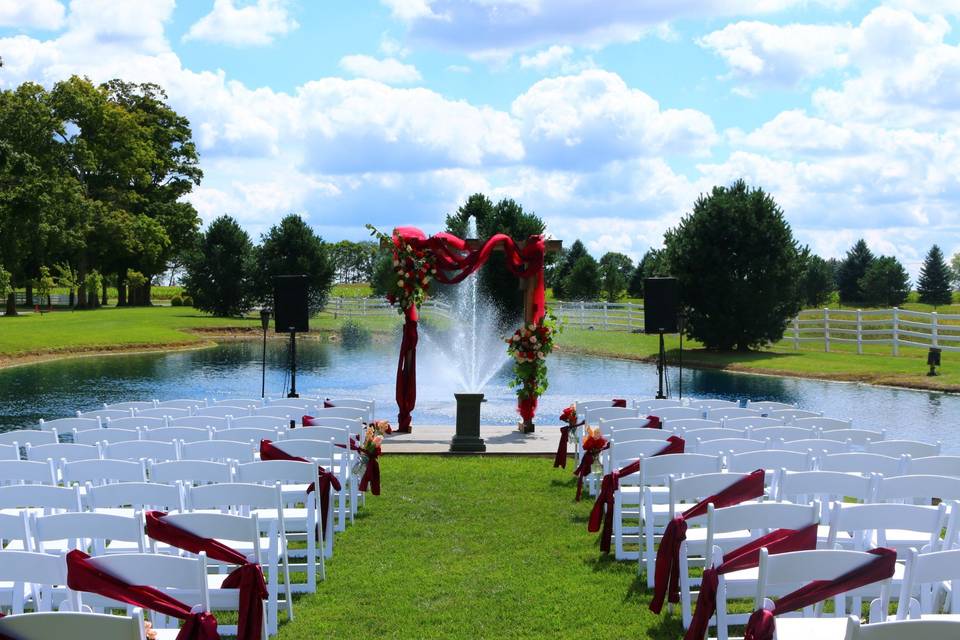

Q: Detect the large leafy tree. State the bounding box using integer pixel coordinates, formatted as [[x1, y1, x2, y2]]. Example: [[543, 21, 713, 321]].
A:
[[860, 256, 910, 307], [627, 248, 669, 298], [445, 194, 546, 323], [563, 255, 601, 301], [183, 216, 255, 317], [551, 239, 588, 299], [663, 179, 804, 351], [836, 239, 875, 305], [255, 214, 335, 316], [916, 244, 952, 306], [598, 251, 633, 302], [799, 252, 836, 308]]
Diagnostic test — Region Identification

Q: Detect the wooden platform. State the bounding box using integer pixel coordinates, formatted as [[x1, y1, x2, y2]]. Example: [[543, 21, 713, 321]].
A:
[[381, 424, 562, 454]]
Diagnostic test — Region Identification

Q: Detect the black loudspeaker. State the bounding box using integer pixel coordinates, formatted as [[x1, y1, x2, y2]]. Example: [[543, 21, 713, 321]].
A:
[[644, 277, 679, 334], [273, 275, 309, 333]]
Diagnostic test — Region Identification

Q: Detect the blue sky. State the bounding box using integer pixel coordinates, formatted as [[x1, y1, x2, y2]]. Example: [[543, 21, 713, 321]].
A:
[[2, 1, 960, 278]]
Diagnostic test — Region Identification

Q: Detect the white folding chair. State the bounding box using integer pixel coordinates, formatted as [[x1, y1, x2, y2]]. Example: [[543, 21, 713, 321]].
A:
[[0, 430, 57, 447], [268, 438, 342, 541], [73, 428, 140, 446], [25, 443, 101, 464], [867, 440, 941, 459], [154, 398, 204, 410], [229, 416, 293, 430], [215, 427, 280, 444], [873, 474, 960, 506], [0, 484, 82, 521], [895, 547, 960, 620], [603, 417, 669, 432], [666, 418, 721, 433], [705, 408, 761, 421], [687, 399, 740, 411], [194, 406, 252, 419], [180, 440, 255, 463], [907, 456, 960, 478], [84, 481, 184, 518], [821, 428, 885, 447], [585, 406, 639, 426], [38, 417, 100, 433], [748, 426, 819, 442], [134, 407, 188, 420], [102, 440, 179, 463], [776, 470, 875, 544], [847, 617, 960, 639], [253, 406, 301, 420], [322, 398, 374, 422], [0, 444, 18, 461], [77, 409, 132, 421], [767, 408, 823, 423], [103, 401, 156, 412], [793, 417, 852, 431], [694, 438, 768, 457], [657, 407, 705, 421], [141, 426, 213, 443], [0, 549, 67, 614], [284, 426, 355, 523], [0, 460, 57, 487], [0, 510, 32, 550], [0, 609, 147, 640], [104, 417, 166, 431], [148, 460, 234, 486], [32, 511, 146, 555], [777, 439, 851, 456], [633, 398, 684, 414], [819, 453, 907, 477], [727, 450, 813, 474], [680, 427, 746, 441], [168, 416, 229, 430], [604, 427, 672, 443], [303, 406, 367, 421], [745, 400, 797, 414], [61, 459, 147, 487], [721, 416, 785, 430], [210, 398, 264, 408]]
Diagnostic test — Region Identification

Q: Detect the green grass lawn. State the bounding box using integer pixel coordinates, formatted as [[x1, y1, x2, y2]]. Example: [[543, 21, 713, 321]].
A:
[[280, 455, 681, 640]]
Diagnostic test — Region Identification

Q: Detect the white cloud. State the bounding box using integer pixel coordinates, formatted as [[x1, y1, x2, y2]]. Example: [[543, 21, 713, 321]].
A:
[[184, 0, 298, 47], [511, 69, 717, 168], [736, 110, 855, 153], [0, 0, 65, 30], [518, 44, 594, 73], [338, 54, 423, 85]]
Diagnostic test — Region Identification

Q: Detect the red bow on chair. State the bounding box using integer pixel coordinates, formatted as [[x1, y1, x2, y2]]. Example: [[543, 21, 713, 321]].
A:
[[258, 439, 341, 538]]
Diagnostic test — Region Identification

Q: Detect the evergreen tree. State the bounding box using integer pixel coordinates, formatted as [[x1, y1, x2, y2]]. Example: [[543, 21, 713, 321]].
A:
[[627, 248, 668, 298], [562, 255, 601, 301], [255, 214, 335, 316], [551, 239, 588, 299], [916, 244, 953, 306], [663, 179, 804, 351], [950, 251, 960, 290], [799, 253, 836, 308], [183, 216, 255, 317], [860, 256, 910, 307], [598, 252, 633, 302], [836, 239, 875, 305]]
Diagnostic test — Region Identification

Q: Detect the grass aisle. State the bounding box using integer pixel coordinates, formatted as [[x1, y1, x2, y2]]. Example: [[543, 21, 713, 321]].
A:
[[281, 456, 682, 639]]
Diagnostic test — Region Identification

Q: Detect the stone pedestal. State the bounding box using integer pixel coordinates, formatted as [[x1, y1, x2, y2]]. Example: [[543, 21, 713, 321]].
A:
[[450, 392, 487, 452]]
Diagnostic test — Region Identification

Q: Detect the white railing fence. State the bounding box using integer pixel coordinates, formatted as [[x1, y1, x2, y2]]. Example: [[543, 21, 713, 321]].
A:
[[324, 298, 957, 356]]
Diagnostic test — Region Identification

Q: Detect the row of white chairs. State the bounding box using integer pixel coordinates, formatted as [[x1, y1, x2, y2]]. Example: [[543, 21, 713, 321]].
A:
[[41, 405, 366, 431]]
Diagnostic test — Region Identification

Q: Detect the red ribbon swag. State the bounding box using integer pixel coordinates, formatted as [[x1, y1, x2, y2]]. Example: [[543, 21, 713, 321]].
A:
[[390, 227, 547, 432], [66, 549, 220, 640], [144, 511, 268, 640], [587, 436, 685, 553], [650, 469, 767, 613], [258, 439, 341, 538], [743, 547, 897, 640]]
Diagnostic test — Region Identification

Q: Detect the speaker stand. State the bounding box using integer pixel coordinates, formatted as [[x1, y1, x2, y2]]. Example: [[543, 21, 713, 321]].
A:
[[287, 327, 299, 398], [656, 332, 667, 400]]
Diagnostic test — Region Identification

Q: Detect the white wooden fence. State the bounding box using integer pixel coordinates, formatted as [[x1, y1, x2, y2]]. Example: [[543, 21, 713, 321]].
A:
[[326, 297, 958, 356]]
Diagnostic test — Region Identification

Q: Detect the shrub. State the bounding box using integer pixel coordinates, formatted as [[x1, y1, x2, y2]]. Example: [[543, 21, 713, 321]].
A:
[[339, 320, 371, 348], [181, 294, 193, 307], [170, 295, 183, 307]]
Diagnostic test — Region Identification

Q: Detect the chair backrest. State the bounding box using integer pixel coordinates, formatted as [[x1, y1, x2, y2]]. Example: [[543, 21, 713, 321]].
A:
[[84, 481, 184, 512], [639, 453, 723, 486], [873, 474, 960, 504], [142, 426, 212, 443], [272, 439, 336, 464], [134, 407, 189, 419], [155, 511, 260, 555], [32, 511, 146, 554], [154, 399, 204, 410], [211, 398, 263, 408], [727, 449, 812, 473], [687, 398, 740, 410], [897, 548, 960, 620], [322, 398, 374, 420], [851, 618, 960, 640], [194, 405, 252, 419], [777, 470, 874, 515], [576, 399, 622, 413], [704, 501, 819, 566], [254, 406, 302, 419], [228, 415, 292, 430], [748, 426, 819, 442], [0, 511, 32, 548], [0, 610, 147, 640], [71, 552, 210, 610], [694, 438, 768, 457], [104, 401, 156, 411], [744, 400, 796, 413], [607, 439, 673, 469], [187, 481, 283, 513], [634, 398, 685, 414], [180, 439, 255, 463], [102, 440, 179, 463], [827, 502, 947, 554], [264, 398, 315, 410], [25, 443, 101, 463], [819, 452, 905, 476], [757, 548, 893, 607], [721, 416, 785, 430], [168, 415, 229, 430], [104, 416, 166, 430], [584, 406, 638, 425], [0, 459, 57, 485], [73, 428, 140, 446], [0, 484, 82, 512], [821, 428, 885, 446], [298, 417, 361, 435], [907, 456, 960, 477], [705, 407, 762, 421], [0, 443, 18, 460], [603, 427, 671, 443], [668, 472, 760, 519], [286, 426, 348, 446], [767, 408, 822, 422], [793, 417, 852, 431], [656, 407, 704, 421], [866, 440, 941, 459], [776, 439, 850, 456], [664, 418, 720, 433], [235, 459, 319, 488], [680, 427, 746, 441], [602, 417, 665, 432], [38, 417, 100, 433], [214, 427, 280, 443], [78, 409, 133, 421], [0, 429, 57, 446], [148, 460, 234, 485], [0, 550, 69, 611], [62, 459, 146, 486]]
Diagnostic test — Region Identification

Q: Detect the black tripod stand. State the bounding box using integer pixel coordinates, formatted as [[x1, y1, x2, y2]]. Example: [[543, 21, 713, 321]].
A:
[[655, 332, 667, 399]]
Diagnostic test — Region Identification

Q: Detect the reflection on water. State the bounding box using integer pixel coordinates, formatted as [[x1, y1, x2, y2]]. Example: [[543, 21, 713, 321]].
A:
[[1, 339, 958, 453]]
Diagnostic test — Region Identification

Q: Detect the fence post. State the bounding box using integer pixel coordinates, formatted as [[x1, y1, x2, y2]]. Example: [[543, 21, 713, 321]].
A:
[[603, 302, 609, 330], [361, 297, 367, 316], [627, 303, 633, 330], [823, 307, 830, 353], [892, 307, 899, 356], [932, 311, 939, 348], [856, 309, 862, 355], [580, 301, 585, 327], [793, 316, 799, 350]]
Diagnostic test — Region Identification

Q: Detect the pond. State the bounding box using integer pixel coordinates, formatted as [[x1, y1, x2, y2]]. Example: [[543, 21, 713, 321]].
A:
[[0, 338, 957, 453]]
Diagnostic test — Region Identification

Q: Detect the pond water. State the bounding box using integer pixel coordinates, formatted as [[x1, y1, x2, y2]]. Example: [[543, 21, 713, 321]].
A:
[[1, 338, 958, 453]]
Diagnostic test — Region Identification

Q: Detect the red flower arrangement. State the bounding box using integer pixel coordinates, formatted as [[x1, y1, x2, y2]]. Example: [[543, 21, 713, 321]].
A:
[[366, 224, 437, 313]]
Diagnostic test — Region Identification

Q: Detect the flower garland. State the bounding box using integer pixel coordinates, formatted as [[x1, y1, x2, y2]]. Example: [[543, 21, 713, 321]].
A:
[[506, 311, 560, 402], [366, 224, 437, 314], [369, 419, 393, 435]]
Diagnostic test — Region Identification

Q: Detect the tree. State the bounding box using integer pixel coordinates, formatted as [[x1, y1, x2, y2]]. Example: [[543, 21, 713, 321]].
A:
[[916, 244, 952, 306], [34, 266, 55, 309], [950, 251, 960, 290], [182, 216, 256, 317], [598, 252, 633, 302], [551, 239, 588, 299], [799, 253, 836, 308], [562, 255, 601, 301], [0, 264, 10, 314], [369, 247, 397, 297], [445, 194, 546, 322], [663, 179, 804, 351], [255, 214, 334, 316], [627, 248, 668, 298], [860, 256, 910, 307], [836, 239, 875, 305]]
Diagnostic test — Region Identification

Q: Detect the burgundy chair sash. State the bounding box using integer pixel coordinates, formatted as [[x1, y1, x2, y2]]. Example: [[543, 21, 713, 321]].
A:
[[743, 547, 897, 640], [323, 400, 334, 408], [554, 420, 584, 469], [300, 420, 380, 495], [649, 469, 766, 613], [66, 549, 219, 640], [572, 444, 607, 502], [684, 523, 818, 640], [0, 613, 18, 640], [645, 415, 662, 429], [612, 398, 627, 408], [587, 436, 686, 553], [145, 512, 267, 640], [258, 439, 341, 539]]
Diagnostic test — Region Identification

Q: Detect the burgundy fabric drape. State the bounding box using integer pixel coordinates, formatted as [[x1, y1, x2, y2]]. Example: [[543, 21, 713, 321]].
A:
[[391, 228, 547, 431], [587, 436, 686, 553], [684, 523, 819, 640], [66, 550, 219, 640], [572, 445, 605, 502], [258, 439, 341, 538], [650, 469, 766, 613], [554, 420, 584, 469], [743, 547, 897, 640], [145, 512, 267, 640], [646, 415, 662, 429]]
